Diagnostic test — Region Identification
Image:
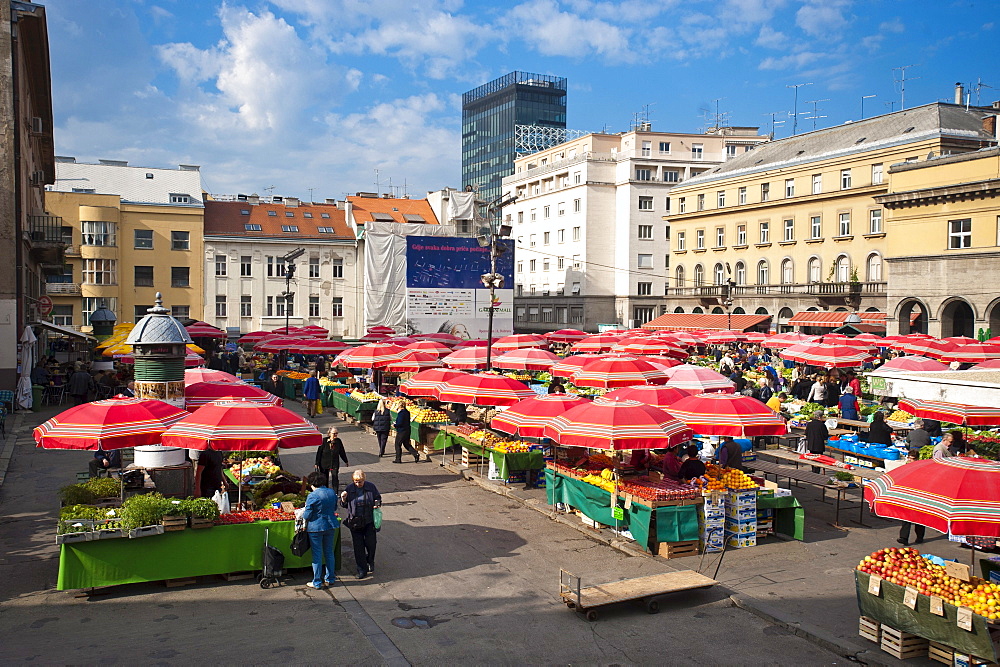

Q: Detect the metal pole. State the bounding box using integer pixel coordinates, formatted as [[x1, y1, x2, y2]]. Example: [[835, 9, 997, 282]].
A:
[[486, 241, 496, 370]]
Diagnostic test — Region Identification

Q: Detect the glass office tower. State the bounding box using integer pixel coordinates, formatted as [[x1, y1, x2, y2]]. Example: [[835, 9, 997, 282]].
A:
[[462, 72, 567, 205]]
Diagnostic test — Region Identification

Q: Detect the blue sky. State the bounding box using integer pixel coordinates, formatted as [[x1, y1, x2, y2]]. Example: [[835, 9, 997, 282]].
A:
[[45, 0, 996, 201]]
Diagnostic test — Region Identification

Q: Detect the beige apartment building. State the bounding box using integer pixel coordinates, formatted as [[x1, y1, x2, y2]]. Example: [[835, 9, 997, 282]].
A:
[[662, 102, 998, 331]]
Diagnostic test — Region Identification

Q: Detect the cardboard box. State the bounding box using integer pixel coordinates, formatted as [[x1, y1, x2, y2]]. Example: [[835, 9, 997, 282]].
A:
[[724, 532, 757, 548], [774, 488, 793, 497], [725, 518, 757, 535], [725, 505, 757, 521], [756, 508, 774, 519], [727, 490, 757, 508]]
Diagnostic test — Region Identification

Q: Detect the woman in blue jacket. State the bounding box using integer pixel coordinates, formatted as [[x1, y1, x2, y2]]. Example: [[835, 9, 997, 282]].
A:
[[301, 471, 340, 588]]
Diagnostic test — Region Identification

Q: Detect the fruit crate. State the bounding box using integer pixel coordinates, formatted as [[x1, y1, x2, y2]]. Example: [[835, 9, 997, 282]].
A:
[[161, 515, 187, 531], [858, 615, 880, 643], [927, 641, 954, 665], [189, 517, 214, 529], [461, 448, 486, 468], [657, 540, 699, 559], [880, 624, 928, 660]]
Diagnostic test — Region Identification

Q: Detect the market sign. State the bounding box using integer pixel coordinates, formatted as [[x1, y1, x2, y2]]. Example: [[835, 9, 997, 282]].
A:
[[869, 376, 888, 395]]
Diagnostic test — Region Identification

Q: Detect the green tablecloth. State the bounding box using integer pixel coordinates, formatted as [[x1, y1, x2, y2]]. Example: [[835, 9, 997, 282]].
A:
[[57, 521, 340, 590], [344, 395, 378, 419], [489, 450, 545, 478], [328, 390, 349, 412], [282, 377, 303, 401], [757, 495, 805, 541], [433, 431, 484, 453]]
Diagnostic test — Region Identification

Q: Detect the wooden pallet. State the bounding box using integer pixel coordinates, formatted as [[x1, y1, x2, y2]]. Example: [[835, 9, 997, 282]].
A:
[[880, 624, 928, 660], [658, 540, 700, 559], [928, 641, 954, 665], [858, 615, 880, 643]]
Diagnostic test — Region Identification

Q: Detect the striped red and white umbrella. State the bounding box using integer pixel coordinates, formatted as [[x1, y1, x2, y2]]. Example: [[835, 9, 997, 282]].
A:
[[627, 355, 684, 371], [545, 329, 588, 343], [550, 354, 605, 379], [383, 336, 419, 346], [300, 325, 329, 334], [272, 326, 305, 335], [454, 338, 496, 348], [238, 331, 274, 344], [160, 399, 322, 451], [703, 330, 748, 344], [491, 348, 561, 371], [656, 331, 703, 346], [184, 381, 282, 410], [399, 368, 466, 398], [442, 347, 489, 370], [570, 334, 624, 354], [542, 396, 693, 450], [120, 353, 206, 367], [184, 368, 240, 385], [33, 397, 188, 450], [666, 393, 787, 437], [367, 326, 397, 335], [970, 359, 1000, 370], [403, 340, 453, 356], [415, 333, 463, 345], [300, 339, 351, 355], [185, 321, 227, 338], [491, 334, 549, 352], [896, 335, 943, 355], [935, 342, 1000, 363], [762, 332, 818, 348], [255, 336, 312, 353], [864, 457, 1000, 538], [878, 356, 950, 372], [819, 334, 875, 350], [359, 332, 390, 343], [780, 343, 872, 367], [438, 373, 535, 406], [611, 337, 688, 359], [385, 352, 445, 373], [743, 331, 768, 343], [335, 343, 406, 369], [571, 356, 670, 388], [490, 394, 590, 437], [603, 385, 691, 409], [897, 398, 1000, 427], [663, 365, 735, 393]]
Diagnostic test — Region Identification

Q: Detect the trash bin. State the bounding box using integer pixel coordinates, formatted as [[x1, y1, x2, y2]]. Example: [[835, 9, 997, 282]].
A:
[[31, 384, 44, 411]]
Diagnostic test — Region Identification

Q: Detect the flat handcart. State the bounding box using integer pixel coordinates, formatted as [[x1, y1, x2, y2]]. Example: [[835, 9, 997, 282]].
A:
[[559, 569, 717, 622]]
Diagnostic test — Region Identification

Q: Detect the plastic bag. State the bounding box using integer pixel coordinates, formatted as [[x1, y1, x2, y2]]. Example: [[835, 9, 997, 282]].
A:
[[796, 437, 808, 455], [316, 400, 323, 415], [373, 507, 382, 532], [212, 489, 231, 515]]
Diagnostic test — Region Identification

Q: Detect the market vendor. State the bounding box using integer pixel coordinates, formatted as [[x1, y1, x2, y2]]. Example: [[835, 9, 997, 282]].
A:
[[88, 447, 121, 478], [717, 437, 745, 471], [864, 411, 894, 446], [677, 445, 706, 481], [838, 386, 859, 420], [805, 411, 829, 455], [194, 449, 225, 498], [660, 445, 682, 477], [449, 402, 468, 424]]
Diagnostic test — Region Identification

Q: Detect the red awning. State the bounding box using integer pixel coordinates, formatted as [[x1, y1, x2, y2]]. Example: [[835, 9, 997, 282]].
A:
[[786, 311, 886, 327], [642, 313, 772, 332]]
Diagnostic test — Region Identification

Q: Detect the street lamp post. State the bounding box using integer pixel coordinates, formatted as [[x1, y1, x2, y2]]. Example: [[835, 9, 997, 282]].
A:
[[279, 248, 305, 335], [477, 194, 516, 370]]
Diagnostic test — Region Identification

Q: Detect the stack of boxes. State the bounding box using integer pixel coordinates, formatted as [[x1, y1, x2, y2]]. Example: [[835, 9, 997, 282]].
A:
[[699, 491, 725, 553], [724, 489, 757, 548], [756, 487, 774, 537]]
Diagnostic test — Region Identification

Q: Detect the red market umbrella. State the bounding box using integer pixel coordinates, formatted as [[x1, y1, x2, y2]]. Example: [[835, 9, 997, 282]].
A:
[[254, 336, 307, 353], [878, 356, 950, 372], [239, 331, 273, 344], [780, 343, 872, 367], [703, 330, 748, 344], [161, 399, 322, 451], [628, 355, 684, 371], [897, 398, 1000, 427], [442, 347, 489, 370], [359, 332, 390, 343], [184, 381, 282, 410], [404, 341, 452, 356], [897, 336, 946, 355], [970, 359, 1000, 370], [543, 396, 693, 450], [399, 368, 466, 398], [367, 326, 397, 335], [272, 326, 305, 335], [550, 354, 605, 379], [438, 373, 535, 406], [490, 394, 590, 437], [656, 331, 703, 346], [570, 334, 623, 354], [385, 352, 445, 373], [935, 342, 1000, 363], [743, 331, 768, 343], [762, 332, 818, 348], [663, 365, 735, 393], [603, 385, 692, 409], [301, 325, 329, 334], [491, 334, 549, 352], [666, 393, 787, 437], [492, 348, 561, 371], [184, 368, 240, 385], [300, 339, 350, 355], [545, 329, 588, 343], [383, 336, 419, 346], [185, 321, 227, 338], [33, 396, 188, 450], [335, 342, 407, 369], [864, 457, 1000, 538], [454, 338, 495, 348], [416, 333, 463, 345], [611, 337, 688, 359], [570, 356, 670, 388]]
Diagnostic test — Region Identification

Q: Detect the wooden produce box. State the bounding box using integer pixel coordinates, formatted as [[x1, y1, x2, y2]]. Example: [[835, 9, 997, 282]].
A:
[[880, 624, 929, 660], [657, 540, 700, 559], [461, 447, 486, 468], [189, 517, 214, 529], [928, 641, 954, 665], [859, 615, 881, 643], [161, 515, 187, 532]]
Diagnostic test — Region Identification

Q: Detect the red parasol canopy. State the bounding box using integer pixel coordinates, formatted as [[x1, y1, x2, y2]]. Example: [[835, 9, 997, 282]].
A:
[[184, 381, 281, 410], [935, 342, 1000, 363], [545, 329, 588, 343], [359, 332, 390, 343], [160, 399, 322, 451], [542, 396, 693, 450], [897, 398, 1000, 427], [762, 332, 818, 349], [438, 373, 535, 406], [490, 394, 590, 437], [970, 359, 1000, 370], [300, 339, 351, 355], [665, 393, 787, 437], [383, 336, 419, 346], [603, 385, 691, 409], [878, 357, 950, 372], [384, 352, 445, 373], [367, 326, 397, 334], [550, 354, 605, 378], [254, 337, 310, 353], [570, 334, 624, 354], [184, 368, 240, 385], [335, 343, 406, 369], [702, 330, 748, 344], [441, 347, 489, 370], [491, 334, 549, 352], [611, 337, 688, 359], [185, 321, 227, 338], [399, 368, 466, 398], [416, 333, 463, 345], [34, 396, 188, 450], [238, 331, 274, 344], [403, 340, 453, 356], [780, 343, 873, 367], [663, 365, 735, 393], [491, 348, 561, 371], [570, 356, 670, 388]]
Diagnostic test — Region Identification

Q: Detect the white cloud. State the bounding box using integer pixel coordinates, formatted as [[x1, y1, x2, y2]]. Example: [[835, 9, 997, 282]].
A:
[[758, 50, 824, 71], [796, 0, 851, 38], [880, 18, 904, 33], [755, 25, 788, 48], [502, 0, 636, 61]]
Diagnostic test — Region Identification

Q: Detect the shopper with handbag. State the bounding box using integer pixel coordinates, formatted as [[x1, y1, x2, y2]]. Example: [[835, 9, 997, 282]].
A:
[[301, 471, 340, 589], [340, 470, 382, 579]]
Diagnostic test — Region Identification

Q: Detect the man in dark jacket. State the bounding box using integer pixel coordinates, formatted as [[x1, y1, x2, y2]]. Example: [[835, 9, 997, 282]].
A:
[[68, 369, 95, 405], [717, 437, 744, 471], [805, 411, 829, 473], [89, 447, 122, 478], [392, 405, 419, 463], [315, 427, 349, 492]]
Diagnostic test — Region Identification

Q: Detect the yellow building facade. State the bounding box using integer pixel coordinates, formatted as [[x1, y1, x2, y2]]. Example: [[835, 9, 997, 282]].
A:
[[663, 103, 997, 330]]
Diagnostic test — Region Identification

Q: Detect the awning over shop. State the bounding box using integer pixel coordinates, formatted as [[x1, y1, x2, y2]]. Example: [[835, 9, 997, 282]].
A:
[[786, 311, 886, 328], [32, 321, 95, 341], [642, 313, 771, 332]]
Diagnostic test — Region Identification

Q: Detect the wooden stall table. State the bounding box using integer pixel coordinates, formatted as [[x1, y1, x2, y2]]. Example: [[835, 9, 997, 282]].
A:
[[746, 459, 866, 527], [756, 448, 882, 480]]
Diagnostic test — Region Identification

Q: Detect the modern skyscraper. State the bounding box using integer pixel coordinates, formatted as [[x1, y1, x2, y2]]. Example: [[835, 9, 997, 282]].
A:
[[462, 71, 567, 205]]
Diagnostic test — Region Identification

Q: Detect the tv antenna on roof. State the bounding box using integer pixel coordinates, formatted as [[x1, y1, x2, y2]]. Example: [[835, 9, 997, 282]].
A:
[[786, 82, 813, 135], [762, 111, 786, 140], [892, 64, 920, 110], [803, 99, 830, 131], [263, 185, 276, 196], [631, 104, 654, 131], [972, 77, 994, 106]]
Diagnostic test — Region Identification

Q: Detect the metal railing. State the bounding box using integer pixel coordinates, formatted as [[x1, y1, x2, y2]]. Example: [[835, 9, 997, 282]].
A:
[[666, 281, 887, 297], [45, 283, 82, 295], [29, 214, 66, 244]]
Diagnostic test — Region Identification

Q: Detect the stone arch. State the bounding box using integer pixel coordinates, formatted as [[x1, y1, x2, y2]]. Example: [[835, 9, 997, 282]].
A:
[[711, 306, 724, 314], [674, 306, 685, 313], [755, 307, 769, 315], [986, 297, 1000, 338], [780, 257, 794, 284], [777, 307, 794, 326], [733, 307, 746, 314], [692, 306, 704, 314], [895, 298, 929, 335], [834, 253, 851, 282], [807, 255, 822, 283], [693, 264, 705, 287], [939, 297, 977, 338]]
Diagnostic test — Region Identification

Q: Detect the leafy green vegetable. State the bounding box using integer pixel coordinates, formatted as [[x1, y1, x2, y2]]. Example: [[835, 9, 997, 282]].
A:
[[58, 484, 96, 506], [119, 493, 168, 530], [84, 477, 122, 499]]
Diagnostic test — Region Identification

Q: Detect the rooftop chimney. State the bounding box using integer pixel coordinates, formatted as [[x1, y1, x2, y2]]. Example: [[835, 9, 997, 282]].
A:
[[955, 82, 964, 105]]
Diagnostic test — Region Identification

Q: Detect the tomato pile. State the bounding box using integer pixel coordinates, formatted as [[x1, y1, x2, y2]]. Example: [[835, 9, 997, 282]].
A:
[[216, 512, 255, 525], [618, 479, 700, 501], [214, 509, 296, 525]]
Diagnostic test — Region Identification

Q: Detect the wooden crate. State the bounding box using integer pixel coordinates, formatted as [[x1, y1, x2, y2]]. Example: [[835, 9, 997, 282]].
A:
[[858, 616, 880, 643], [927, 641, 954, 665], [161, 516, 187, 532], [880, 624, 928, 660], [461, 448, 486, 467], [658, 540, 700, 559], [189, 517, 214, 529]]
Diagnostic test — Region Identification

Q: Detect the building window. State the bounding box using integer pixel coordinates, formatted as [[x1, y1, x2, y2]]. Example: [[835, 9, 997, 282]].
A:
[[543, 205, 550, 218], [726, 145, 737, 158], [281, 225, 298, 232], [735, 261, 746, 285], [812, 174, 822, 194], [331, 258, 343, 278], [759, 222, 770, 244], [517, 211, 523, 224], [170, 305, 189, 319], [572, 255, 581, 269], [760, 182, 770, 202], [558, 203, 565, 216], [557, 256, 565, 269], [866, 253, 883, 281], [308, 296, 320, 317], [811, 216, 822, 239], [557, 229, 565, 243], [171, 231, 190, 250], [716, 227, 725, 247], [633, 306, 655, 325], [134, 229, 153, 249], [635, 168, 651, 181], [638, 224, 653, 239], [664, 197, 671, 213], [543, 258, 550, 271], [872, 163, 883, 185], [696, 229, 705, 249], [736, 225, 746, 246], [268, 210, 278, 217], [641, 141, 651, 156], [637, 282, 652, 296], [309, 256, 320, 278], [51, 304, 73, 326], [529, 259, 536, 272], [81, 221, 116, 247], [572, 226, 581, 241], [215, 295, 227, 318], [675, 266, 685, 287], [697, 194, 705, 211], [638, 196, 653, 211], [169, 194, 191, 204], [82, 297, 116, 325], [808, 257, 821, 282], [543, 231, 550, 245], [542, 306, 555, 322], [757, 260, 769, 285], [869, 209, 883, 234], [529, 234, 536, 247], [317, 227, 334, 233], [783, 219, 794, 242], [838, 212, 851, 237], [692, 143, 703, 160], [717, 191, 726, 208], [215, 255, 227, 276], [693, 264, 705, 286], [841, 168, 852, 189], [664, 170, 679, 183], [573, 199, 581, 213], [134, 266, 153, 286], [320, 212, 330, 219], [245, 224, 262, 231], [949, 218, 972, 249], [284, 211, 294, 218], [266, 256, 286, 278], [266, 296, 274, 317], [240, 295, 252, 317], [713, 263, 725, 285], [303, 212, 313, 219], [637, 254, 653, 269], [331, 297, 343, 317], [738, 187, 746, 205], [781, 259, 793, 284], [659, 141, 671, 153], [83, 259, 117, 285], [676, 232, 686, 251], [835, 255, 850, 282], [785, 179, 795, 198], [171, 266, 190, 288], [240, 256, 252, 276], [133, 305, 151, 321]]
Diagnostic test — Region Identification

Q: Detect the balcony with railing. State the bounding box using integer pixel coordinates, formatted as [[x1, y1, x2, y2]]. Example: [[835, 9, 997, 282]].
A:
[[45, 282, 82, 296], [666, 281, 887, 298], [28, 214, 67, 269]]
